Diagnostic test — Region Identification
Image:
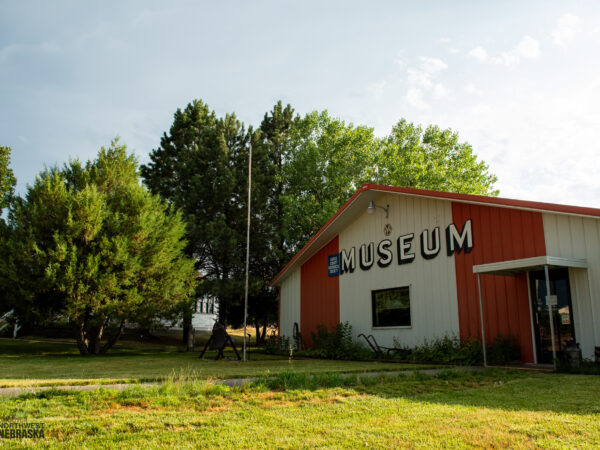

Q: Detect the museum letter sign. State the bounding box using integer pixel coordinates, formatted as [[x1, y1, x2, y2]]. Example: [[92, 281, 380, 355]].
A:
[[339, 219, 472, 275]]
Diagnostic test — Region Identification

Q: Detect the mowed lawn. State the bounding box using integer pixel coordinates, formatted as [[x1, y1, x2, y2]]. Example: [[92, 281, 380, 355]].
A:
[[1, 369, 599, 448], [0, 338, 432, 387]]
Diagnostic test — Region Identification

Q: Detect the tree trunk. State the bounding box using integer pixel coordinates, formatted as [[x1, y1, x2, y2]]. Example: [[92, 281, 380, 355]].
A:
[[75, 319, 90, 355], [90, 323, 105, 355], [254, 320, 268, 346], [74, 315, 125, 355], [182, 303, 193, 346], [186, 325, 195, 352], [100, 320, 126, 354]]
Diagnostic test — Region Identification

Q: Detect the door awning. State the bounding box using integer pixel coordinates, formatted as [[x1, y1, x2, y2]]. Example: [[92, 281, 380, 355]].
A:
[[473, 256, 588, 276]]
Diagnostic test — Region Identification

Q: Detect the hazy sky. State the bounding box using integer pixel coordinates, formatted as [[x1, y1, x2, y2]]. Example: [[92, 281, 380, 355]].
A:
[[2, 1, 599, 206]]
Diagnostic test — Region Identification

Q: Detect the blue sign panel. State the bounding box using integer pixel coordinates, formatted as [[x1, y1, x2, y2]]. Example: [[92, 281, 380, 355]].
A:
[[328, 254, 340, 277]]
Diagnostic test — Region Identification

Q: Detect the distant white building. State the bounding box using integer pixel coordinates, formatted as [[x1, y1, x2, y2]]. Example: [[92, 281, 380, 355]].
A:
[[192, 295, 218, 331], [157, 294, 218, 332]]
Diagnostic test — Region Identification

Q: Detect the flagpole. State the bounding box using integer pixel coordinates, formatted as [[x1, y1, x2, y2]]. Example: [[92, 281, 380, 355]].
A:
[[243, 142, 252, 362]]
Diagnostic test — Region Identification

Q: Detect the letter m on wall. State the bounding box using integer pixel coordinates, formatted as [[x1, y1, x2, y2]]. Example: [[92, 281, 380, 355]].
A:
[[340, 247, 355, 274], [446, 219, 473, 256]]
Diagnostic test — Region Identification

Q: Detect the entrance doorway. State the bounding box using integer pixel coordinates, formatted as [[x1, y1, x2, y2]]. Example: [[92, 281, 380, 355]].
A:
[[529, 268, 576, 364]]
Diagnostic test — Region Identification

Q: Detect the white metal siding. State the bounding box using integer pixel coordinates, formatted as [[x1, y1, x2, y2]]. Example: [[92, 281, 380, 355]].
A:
[[339, 194, 460, 348], [543, 213, 600, 359], [547, 214, 599, 359], [279, 269, 301, 340]]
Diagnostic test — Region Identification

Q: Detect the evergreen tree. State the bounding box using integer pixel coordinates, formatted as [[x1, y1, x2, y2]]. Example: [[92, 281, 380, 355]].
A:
[[0, 146, 16, 212], [141, 101, 266, 332], [4, 141, 197, 354], [0, 146, 17, 316]]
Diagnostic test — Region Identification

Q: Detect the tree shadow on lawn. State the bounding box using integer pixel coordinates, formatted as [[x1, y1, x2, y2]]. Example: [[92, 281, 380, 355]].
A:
[[0, 338, 267, 359], [262, 369, 600, 416], [0, 338, 211, 358]]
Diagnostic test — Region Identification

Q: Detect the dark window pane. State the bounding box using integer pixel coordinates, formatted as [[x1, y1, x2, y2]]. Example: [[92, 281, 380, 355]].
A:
[[372, 286, 411, 327]]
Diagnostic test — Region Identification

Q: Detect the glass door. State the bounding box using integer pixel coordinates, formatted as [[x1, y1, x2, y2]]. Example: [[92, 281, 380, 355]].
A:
[[529, 268, 575, 364]]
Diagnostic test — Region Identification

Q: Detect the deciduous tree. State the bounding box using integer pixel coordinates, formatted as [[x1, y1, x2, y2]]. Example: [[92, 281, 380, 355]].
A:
[[378, 119, 498, 195]]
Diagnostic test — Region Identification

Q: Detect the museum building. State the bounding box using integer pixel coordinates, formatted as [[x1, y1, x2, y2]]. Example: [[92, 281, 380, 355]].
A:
[[270, 184, 600, 364]]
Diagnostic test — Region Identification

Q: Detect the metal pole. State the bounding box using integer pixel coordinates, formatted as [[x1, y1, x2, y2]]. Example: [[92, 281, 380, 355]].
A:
[[544, 265, 557, 367], [477, 273, 487, 367], [243, 142, 252, 361], [526, 273, 538, 364], [242, 143, 252, 362]]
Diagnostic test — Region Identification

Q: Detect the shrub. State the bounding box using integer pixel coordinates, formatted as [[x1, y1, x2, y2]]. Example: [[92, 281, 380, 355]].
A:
[[394, 335, 482, 365], [392, 333, 520, 365], [486, 334, 520, 364], [556, 358, 600, 375], [264, 332, 291, 355], [303, 322, 373, 360]]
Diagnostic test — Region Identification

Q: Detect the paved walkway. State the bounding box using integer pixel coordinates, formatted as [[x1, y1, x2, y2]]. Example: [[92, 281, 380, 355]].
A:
[[0, 367, 482, 398]]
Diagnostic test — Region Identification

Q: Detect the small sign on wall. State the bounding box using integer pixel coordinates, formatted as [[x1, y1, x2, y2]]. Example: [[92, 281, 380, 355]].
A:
[[328, 254, 340, 277]]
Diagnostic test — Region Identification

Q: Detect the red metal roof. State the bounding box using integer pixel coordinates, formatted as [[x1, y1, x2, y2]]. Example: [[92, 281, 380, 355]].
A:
[[269, 183, 600, 286]]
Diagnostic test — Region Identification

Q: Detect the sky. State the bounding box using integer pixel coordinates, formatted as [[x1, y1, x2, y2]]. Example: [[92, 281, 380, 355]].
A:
[[1, 1, 599, 207]]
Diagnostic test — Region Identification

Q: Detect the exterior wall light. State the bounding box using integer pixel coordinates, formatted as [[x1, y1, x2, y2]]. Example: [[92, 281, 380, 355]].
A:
[[367, 200, 389, 218]]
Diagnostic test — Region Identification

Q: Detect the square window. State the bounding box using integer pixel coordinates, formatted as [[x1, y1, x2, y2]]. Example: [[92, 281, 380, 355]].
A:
[[371, 286, 411, 327]]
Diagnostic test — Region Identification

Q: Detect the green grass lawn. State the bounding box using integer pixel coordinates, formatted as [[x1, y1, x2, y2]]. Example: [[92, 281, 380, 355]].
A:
[[1, 369, 599, 448], [0, 338, 433, 388]]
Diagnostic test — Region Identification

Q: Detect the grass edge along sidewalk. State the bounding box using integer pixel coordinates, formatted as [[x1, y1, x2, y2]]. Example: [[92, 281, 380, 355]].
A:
[[0, 366, 480, 397]]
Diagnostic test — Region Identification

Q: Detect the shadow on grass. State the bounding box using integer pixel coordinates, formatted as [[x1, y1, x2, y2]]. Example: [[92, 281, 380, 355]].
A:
[[0, 338, 266, 359]]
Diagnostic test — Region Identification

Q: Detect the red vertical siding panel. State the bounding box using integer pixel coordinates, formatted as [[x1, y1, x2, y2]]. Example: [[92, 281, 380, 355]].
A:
[[452, 203, 545, 363], [499, 211, 515, 332], [523, 212, 536, 257], [300, 236, 340, 347]]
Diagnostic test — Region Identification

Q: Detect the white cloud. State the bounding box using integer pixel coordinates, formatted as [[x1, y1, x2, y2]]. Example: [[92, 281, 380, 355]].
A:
[[492, 36, 539, 65], [464, 83, 483, 96], [367, 80, 386, 99], [467, 46, 487, 62], [446, 78, 600, 207], [514, 35, 540, 59], [407, 68, 432, 88], [406, 87, 428, 110], [407, 57, 448, 88], [433, 83, 449, 99], [448, 48, 460, 54], [551, 13, 580, 47], [403, 56, 449, 108], [439, 37, 450, 43], [470, 36, 540, 66], [393, 52, 407, 67], [419, 56, 448, 74]]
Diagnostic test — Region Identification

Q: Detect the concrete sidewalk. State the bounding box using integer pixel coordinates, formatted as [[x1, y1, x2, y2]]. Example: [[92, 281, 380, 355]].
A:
[[0, 366, 483, 398]]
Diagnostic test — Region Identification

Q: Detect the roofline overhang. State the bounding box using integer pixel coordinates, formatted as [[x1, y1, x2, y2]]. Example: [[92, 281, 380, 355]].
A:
[[473, 256, 588, 277]]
